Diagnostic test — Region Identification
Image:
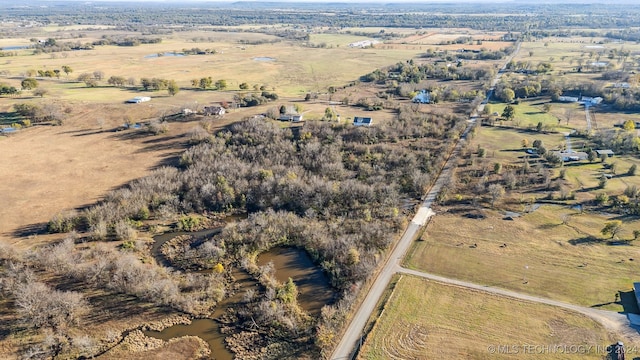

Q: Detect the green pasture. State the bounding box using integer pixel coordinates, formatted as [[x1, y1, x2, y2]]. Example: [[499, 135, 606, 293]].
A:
[[406, 205, 640, 311]]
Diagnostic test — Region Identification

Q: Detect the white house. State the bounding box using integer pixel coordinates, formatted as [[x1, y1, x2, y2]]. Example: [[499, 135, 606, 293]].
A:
[[126, 96, 151, 104], [278, 114, 303, 122], [581, 96, 603, 105], [353, 117, 373, 126], [558, 96, 579, 103]]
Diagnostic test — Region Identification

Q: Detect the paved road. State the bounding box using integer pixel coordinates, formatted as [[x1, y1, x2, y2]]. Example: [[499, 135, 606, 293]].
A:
[[330, 42, 527, 360], [398, 267, 638, 341]]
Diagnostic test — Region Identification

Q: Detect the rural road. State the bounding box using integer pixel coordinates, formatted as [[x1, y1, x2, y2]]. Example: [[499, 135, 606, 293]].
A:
[[330, 98, 472, 360], [585, 104, 593, 131]]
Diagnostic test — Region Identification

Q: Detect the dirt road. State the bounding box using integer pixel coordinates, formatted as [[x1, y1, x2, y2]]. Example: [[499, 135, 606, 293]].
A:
[[398, 267, 638, 341]]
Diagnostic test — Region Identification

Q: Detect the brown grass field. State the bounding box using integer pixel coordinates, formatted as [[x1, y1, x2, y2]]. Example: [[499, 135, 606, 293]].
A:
[[0, 30, 424, 97], [358, 275, 616, 360], [0, 98, 266, 248]]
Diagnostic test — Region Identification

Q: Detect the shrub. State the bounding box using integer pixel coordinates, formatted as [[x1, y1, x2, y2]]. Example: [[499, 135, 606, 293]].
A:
[[114, 220, 137, 241], [595, 192, 609, 204], [48, 211, 77, 233], [89, 220, 108, 240], [134, 206, 150, 221], [148, 120, 168, 135], [177, 215, 202, 231]]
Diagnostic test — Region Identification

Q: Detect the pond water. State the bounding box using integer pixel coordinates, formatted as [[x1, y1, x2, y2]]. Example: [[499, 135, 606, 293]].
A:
[[145, 229, 334, 359], [253, 56, 275, 62], [144, 270, 255, 360], [256, 246, 334, 316], [144, 52, 186, 58], [1, 45, 29, 50]]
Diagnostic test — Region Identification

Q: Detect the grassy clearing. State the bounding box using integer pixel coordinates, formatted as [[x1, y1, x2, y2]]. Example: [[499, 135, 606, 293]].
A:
[[405, 205, 640, 311], [359, 275, 614, 360], [472, 126, 565, 163], [563, 155, 640, 195], [489, 100, 570, 131]]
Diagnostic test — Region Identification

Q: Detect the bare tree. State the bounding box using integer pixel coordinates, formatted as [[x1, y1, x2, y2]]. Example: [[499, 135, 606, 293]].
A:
[[564, 107, 573, 126], [487, 183, 505, 207], [14, 281, 90, 330]]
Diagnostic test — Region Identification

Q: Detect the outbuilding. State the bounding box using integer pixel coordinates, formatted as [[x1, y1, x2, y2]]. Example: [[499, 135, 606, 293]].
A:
[[353, 117, 373, 126], [126, 96, 151, 104]]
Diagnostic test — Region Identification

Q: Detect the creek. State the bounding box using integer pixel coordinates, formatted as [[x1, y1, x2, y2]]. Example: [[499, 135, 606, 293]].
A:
[[145, 228, 333, 359]]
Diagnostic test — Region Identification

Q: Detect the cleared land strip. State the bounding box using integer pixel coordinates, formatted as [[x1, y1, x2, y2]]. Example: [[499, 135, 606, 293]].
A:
[[397, 267, 639, 342], [331, 42, 521, 360], [330, 115, 471, 360]]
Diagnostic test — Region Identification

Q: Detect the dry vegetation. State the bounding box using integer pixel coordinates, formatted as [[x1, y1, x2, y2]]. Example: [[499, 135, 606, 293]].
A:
[[359, 276, 615, 360], [5, 5, 640, 359]]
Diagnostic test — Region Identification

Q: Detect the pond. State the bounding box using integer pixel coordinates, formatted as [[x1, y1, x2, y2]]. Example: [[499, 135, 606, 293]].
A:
[[253, 56, 275, 62], [145, 231, 334, 358], [144, 52, 186, 58], [1, 45, 29, 50], [145, 270, 255, 360], [256, 246, 334, 316]]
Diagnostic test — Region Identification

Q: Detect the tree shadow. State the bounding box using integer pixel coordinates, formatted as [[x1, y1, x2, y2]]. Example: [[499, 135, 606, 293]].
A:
[[606, 240, 634, 246], [538, 222, 562, 230], [10, 222, 48, 238], [618, 290, 640, 314], [568, 236, 603, 245]]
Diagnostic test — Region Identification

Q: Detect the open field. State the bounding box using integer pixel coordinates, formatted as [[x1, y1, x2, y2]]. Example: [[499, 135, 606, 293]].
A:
[[0, 30, 424, 97], [358, 275, 615, 360], [0, 99, 265, 248], [472, 125, 566, 162], [0, 112, 186, 247], [489, 100, 571, 132], [405, 205, 640, 311], [513, 39, 640, 73]]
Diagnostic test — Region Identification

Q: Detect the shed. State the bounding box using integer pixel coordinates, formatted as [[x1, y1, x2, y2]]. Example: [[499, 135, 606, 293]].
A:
[[353, 117, 373, 127], [595, 149, 614, 157], [203, 106, 226, 116]]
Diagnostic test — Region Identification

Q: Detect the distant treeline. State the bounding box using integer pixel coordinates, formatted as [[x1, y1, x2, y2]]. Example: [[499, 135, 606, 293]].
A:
[[3, 2, 640, 32]]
